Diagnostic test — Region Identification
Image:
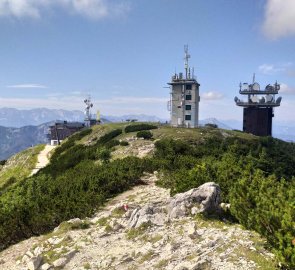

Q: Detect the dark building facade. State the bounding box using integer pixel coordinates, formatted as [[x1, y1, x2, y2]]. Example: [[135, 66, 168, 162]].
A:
[[234, 79, 282, 136], [48, 121, 85, 145], [243, 107, 273, 136]]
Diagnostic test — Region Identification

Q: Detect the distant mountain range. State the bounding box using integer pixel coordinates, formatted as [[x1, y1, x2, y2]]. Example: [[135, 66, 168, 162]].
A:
[[0, 108, 85, 128], [0, 108, 294, 160], [0, 123, 49, 160], [0, 108, 166, 128]]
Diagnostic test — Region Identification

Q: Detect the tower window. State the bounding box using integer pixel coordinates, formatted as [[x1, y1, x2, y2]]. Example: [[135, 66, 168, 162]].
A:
[[185, 105, 191, 110], [186, 84, 192, 90], [185, 94, 192, 100], [185, 115, 191, 120]]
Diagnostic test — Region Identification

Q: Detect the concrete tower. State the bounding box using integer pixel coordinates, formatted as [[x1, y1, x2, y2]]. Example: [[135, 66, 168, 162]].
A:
[[167, 46, 200, 128], [234, 76, 282, 136]]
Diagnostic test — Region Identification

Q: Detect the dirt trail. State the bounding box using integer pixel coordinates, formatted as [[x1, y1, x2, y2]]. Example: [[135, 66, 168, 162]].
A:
[[30, 145, 55, 175]]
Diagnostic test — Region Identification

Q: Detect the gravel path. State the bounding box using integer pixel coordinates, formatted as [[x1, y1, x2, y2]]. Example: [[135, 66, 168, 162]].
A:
[[30, 145, 55, 175]]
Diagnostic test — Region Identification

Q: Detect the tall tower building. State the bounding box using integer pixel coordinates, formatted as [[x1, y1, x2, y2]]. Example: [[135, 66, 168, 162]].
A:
[[234, 76, 282, 136], [167, 46, 200, 128]]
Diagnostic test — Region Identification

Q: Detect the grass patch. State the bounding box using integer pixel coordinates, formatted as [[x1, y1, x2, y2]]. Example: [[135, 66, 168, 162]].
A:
[[139, 250, 155, 264], [96, 217, 109, 226], [154, 259, 169, 268], [127, 222, 152, 240], [57, 220, 90, 233], [230, 245, 277, 270], [0, 144, 45, 191]]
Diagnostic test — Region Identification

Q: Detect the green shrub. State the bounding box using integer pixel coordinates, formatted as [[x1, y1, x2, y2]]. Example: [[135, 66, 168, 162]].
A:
[[125, 124, 157, 133], [230, 171, 295, 268], [96, 148, 111, 162], [0, 156, 153, 251], [205, 123, 218, 128], [0, 160, 6, 166], [136, 130, 153, 140], [105, 139, 120, 149], [119, 141, 129, 146], [153, 137, 295, 267], [96, 129, 122, 145]]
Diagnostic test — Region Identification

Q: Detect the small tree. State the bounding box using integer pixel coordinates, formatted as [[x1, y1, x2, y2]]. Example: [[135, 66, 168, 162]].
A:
[[136, 130, 153, 140]]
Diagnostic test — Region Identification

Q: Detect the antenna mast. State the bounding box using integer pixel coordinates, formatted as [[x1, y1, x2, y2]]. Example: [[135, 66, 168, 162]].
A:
[[84, 95, 93, 127], [184, 45, 191, 79]]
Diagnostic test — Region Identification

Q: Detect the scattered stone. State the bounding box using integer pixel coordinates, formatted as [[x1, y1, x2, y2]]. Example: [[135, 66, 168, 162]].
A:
[[67, 218, 82, 225], [27, 255, 43, 270], [0, 179, 276, 270], [128, 204, 166, 228], [52, 257, 67, 268], [33, 246, 43, 256], [25, 251, 34, 258], [22, 255, 30, 264], [192, 259, 211, 270], [40, 263, 52, 270]]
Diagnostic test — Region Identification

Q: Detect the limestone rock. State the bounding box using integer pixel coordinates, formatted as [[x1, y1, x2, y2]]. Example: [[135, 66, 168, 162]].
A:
[[52, 250, 77, 268], [27, 255, 43, 270], [67, 218, 82, 225], [52, 257, 67, 268], [128, 204, 166, 228], [167, 182, 221, 219]]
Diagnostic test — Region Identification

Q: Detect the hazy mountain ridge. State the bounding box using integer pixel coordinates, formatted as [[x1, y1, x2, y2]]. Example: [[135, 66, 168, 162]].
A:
[[0, 108, 84, 128], [0, 123, 49, 160], [0, 108, 294, 160]]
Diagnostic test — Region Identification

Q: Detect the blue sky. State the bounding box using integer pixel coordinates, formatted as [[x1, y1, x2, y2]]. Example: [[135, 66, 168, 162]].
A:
[[0, 0, 295, 122]]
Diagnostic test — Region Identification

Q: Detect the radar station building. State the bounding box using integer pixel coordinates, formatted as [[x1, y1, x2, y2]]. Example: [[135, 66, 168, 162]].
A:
[[168, 46, 200, 128], [234, 76, 282, 136]]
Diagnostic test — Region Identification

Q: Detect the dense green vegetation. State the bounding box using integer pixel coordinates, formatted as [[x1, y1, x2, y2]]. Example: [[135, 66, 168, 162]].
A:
[[124, 123, 158, 133], [0, 128, 153, 250], [154, 136, 295, 268], [0, 124, 294, 268]]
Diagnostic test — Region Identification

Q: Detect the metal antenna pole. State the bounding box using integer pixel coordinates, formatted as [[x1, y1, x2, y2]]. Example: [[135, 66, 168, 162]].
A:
[[184, 45, 190, 79]]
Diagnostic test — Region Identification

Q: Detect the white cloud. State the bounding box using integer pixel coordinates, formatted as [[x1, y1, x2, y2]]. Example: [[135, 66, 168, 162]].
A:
[[7, 83, 48, 88], [263, 0, 295, 39], [0, 0, 130, 19], [258, 64, 283, 75], [201, 91, 224, 100], [99, 96, 167, 105], [280, 83, 295, 94]]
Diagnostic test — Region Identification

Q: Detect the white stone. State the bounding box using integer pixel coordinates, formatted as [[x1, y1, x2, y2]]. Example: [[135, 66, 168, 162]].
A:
[[52, 257, 67, 268], [27, 255, 42, 270], [40, 263, 52, 270]]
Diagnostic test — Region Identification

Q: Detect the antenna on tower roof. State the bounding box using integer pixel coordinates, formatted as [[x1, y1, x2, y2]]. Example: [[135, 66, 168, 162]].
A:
[[252, 73, 256, 84], [184, 45, 191, 79]]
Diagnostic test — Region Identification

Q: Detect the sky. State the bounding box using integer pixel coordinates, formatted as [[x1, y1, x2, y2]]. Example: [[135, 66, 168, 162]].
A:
[[0, 0, 295, 122]]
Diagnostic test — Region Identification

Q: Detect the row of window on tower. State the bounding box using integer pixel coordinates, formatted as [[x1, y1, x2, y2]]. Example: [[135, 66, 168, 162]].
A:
[[185, 85, 192, 121]]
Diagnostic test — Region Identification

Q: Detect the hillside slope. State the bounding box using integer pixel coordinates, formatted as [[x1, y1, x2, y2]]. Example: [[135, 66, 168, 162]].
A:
[[0, 123, 294, 269], [0, 124, 48, 160], [0, 174, 276, 270], [0, 144, 45, 191]]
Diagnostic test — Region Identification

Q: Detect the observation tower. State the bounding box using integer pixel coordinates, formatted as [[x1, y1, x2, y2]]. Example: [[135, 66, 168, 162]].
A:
[[167, 46, 200, 128]]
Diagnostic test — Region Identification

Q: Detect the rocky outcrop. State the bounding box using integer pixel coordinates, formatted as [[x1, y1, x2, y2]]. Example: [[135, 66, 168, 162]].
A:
[[128, 203, 166, 228], [167, 182, 221, 219], [0, 175, 276, 270], [128, 182, 221, 228]]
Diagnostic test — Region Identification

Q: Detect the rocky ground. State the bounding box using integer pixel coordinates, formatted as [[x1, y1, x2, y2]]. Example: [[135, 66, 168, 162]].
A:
[[0, 173, 276, 270]]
